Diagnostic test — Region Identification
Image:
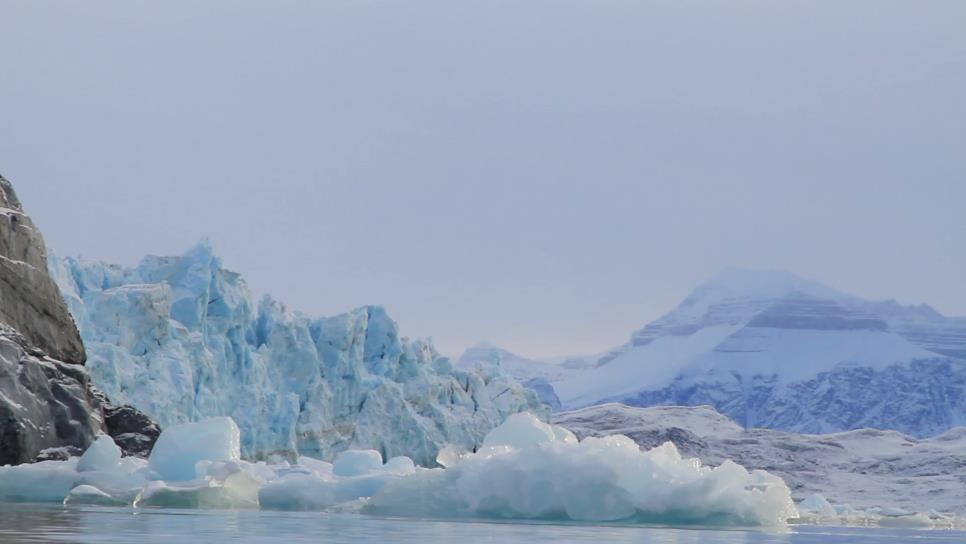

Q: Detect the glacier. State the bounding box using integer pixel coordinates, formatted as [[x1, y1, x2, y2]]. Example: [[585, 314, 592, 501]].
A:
[[49, 242, 544, 465], [0, 413, 801, 527], [537, 268, 966, 438]]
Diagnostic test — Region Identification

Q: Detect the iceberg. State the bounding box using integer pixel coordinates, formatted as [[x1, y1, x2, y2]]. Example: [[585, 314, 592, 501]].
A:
[[51, 241, 544, 465], [0, 414, 804, 527], [148, 417, 241, 481], [365, 413, 796, 525], [76, 435, 122, 473]]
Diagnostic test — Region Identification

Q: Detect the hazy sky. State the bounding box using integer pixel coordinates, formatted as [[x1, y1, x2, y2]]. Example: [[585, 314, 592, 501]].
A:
[[2, 1, 964, 359]]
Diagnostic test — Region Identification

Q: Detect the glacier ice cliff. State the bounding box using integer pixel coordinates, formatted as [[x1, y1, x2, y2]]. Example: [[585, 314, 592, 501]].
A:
[[52, 242, 544, 465], [0, 174, 159, 465]]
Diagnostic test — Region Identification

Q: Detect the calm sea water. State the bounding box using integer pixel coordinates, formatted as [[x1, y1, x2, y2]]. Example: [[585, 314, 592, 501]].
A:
[[0, 505, 963, 544]]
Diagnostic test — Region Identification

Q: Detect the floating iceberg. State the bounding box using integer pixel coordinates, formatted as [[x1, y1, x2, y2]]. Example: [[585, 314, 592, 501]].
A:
[[365, 413, 797, 525], [1, 413, 806, 527], [148, 417, 241, 481], [793, 494, 963, 529]]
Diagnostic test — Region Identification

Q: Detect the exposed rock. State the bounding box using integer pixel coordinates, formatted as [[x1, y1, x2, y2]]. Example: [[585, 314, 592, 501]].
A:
[[0, 175, 86, 365], [0, 174, 160, 465], [0, 334, 104, 465], [101, 401, 162, 458]]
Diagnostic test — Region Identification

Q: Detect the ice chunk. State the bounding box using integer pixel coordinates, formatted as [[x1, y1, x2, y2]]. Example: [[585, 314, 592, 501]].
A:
[[297, 456, 334, 478], [366, 412, 799, 526], [64, 484, 125, 506], [258, 473, 337, 511], [148, 417, 241, 481], [0, 459, 80, 503], [383, 456, 416, 476], [258, 470, 401, 511], [798, 494, 837, 518], [76, 435, 122, 473], [0, 411, 813, 527], [480, 412, 559, 449], [332, 449, 382, 477], [435, 444, 467, 468]]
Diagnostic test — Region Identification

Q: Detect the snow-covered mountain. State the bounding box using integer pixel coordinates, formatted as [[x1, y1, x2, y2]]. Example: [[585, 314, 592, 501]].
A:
[[549, 268, 966, 437], [556, 403, 966, 517], [50, 242, 544, 465], [456, 342, 591, 409]]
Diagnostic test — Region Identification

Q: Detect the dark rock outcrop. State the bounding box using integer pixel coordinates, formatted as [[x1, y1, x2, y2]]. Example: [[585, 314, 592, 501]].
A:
[[0, 175, 86, 365], [0, 174, 159, 464], [99, 395, 162, 458]]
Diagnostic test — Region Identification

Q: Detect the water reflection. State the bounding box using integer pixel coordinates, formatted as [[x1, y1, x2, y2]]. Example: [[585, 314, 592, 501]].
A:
[[0, 505, 962, 544]]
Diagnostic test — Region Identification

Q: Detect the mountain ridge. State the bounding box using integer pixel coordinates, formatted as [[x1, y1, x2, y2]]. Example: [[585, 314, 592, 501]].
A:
[[519, 268, 966, 438]]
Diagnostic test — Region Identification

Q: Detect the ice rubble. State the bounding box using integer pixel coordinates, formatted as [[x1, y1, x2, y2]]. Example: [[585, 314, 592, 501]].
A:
[[50, 242, 544, 465], [0, 413, 802, 527]]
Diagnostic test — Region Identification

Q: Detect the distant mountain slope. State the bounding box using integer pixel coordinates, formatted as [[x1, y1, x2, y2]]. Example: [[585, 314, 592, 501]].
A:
[[52, 243, 544, 465], [555, 404, 966, 515], [548, 268, 966, 437], [457, 341, 591, 382], [457, 342, 592, 410]]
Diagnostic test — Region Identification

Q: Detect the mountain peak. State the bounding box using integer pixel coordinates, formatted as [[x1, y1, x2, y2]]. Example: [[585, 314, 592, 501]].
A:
[[692, 267, 850, 304]]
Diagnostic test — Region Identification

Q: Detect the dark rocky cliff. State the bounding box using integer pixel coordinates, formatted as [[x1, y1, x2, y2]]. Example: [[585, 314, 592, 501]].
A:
[[0, 174, 159, 465], [0, 176, 86, 364]]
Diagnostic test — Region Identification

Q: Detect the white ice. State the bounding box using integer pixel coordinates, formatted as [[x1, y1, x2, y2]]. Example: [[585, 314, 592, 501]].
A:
[[0, 413, 811, 527], [148, 417, 241, 481]]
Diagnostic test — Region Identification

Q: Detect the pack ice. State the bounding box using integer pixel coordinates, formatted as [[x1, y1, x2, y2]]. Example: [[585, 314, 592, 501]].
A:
[[49, 242, 543, 465], [0, 413, 799, 526]]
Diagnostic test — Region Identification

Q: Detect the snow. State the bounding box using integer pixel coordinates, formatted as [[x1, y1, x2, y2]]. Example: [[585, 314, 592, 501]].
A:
[[148, 418, 241, 481], [554, 324, 743, 406], [51, 242, 544, 465], [520, 268, 966, 439], [0, 413, 804, 527], [561, 327, 937, 408]]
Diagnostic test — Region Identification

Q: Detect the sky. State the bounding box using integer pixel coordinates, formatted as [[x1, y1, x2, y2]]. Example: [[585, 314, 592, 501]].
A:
[[2, 1, 964, 359]]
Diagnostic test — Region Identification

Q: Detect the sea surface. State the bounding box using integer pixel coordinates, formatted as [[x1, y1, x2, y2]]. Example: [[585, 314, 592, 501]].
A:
[[1, 505, 963, 544]]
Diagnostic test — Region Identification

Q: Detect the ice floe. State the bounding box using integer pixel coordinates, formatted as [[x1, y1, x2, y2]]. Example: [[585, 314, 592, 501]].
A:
[[1, 412, 959, 528]]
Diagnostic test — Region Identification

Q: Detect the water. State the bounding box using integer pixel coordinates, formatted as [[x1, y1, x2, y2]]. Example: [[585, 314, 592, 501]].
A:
[[1, 506, 964, 544]]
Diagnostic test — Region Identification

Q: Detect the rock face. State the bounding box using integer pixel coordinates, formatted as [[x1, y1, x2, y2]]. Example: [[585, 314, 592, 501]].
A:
[[54, 243, 545, 465], [555, 403, 966, 515], [0, 175, 159, 465], [548, 268, 966, 438], [0, 175, 85, 364], [0, 333, 103, 466]]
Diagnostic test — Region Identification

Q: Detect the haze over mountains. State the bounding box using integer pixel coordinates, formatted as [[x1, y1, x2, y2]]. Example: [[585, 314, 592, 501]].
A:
[[461, 268, 966, 438]]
